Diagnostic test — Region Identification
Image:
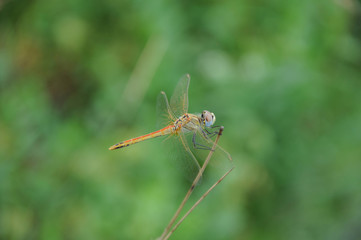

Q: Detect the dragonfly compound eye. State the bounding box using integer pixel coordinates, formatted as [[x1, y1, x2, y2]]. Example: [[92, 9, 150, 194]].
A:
[[202, 110, 215, 127], [211, 112, 216, 125]]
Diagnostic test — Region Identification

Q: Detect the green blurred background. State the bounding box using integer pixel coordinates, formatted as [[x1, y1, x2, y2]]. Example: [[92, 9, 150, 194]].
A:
[[1, 0, 361, 239]]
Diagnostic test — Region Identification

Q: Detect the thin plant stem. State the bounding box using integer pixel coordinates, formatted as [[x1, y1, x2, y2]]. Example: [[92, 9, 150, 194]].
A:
[[164, 166, 234, 240], [159, 126, 227, 239]]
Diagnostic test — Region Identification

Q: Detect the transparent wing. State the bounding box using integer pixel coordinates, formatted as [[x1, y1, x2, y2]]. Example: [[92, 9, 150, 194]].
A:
[[169, 74, 190, 118], [156, 91, 176, 129], [178, 131, 201, 172], [161, 131, 201, 182], [157, 90, 201, 181]]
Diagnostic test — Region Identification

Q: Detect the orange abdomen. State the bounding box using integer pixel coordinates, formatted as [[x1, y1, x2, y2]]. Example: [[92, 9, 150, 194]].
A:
[[109, 125, 173, 150]]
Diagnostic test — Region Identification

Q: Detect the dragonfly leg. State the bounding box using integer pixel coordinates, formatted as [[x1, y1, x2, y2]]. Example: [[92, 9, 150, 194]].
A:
[[192, 132, 212, 150], [205, 126, 221, 138]]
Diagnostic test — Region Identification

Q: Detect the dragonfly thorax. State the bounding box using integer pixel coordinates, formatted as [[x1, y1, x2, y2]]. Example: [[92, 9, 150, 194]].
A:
[[173, 113, 191, 132], [201, 110, 216, 127]]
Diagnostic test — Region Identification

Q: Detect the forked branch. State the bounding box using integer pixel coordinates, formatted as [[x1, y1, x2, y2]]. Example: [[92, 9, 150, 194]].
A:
[[158, 126, 233, 240]]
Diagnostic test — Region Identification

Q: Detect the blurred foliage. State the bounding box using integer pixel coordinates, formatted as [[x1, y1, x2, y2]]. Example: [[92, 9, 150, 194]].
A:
[[1, 0, 361, 239]]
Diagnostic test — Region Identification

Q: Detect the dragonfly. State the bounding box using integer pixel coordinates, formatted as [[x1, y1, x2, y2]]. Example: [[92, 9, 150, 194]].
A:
[[109, 74, 232, 175], [109, 74, 233, 239]]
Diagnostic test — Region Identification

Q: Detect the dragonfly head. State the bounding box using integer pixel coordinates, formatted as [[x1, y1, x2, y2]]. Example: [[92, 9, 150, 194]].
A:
[[201, 110, 216, 127]]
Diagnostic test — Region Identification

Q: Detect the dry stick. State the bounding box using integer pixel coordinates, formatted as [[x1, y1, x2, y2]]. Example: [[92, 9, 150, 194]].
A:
[[164, 166, 234, 240], [159, 126, 226, 239]]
